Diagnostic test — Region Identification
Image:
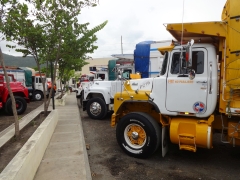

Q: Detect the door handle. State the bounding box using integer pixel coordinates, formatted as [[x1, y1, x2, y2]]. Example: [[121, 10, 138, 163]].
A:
[[197, 81, 207, 83], [209, 62, 212, 94]]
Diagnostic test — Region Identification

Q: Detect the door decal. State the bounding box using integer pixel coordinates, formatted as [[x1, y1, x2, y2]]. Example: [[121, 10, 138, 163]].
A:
[[193, 102, 206, 113]]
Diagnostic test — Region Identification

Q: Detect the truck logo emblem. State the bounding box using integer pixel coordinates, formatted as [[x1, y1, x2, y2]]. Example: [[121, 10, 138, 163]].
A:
[[193, 102, 206, 113]]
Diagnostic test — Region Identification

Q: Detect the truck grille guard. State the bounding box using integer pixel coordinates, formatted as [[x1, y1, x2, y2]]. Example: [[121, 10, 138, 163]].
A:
[[120, 80, 133, 100]]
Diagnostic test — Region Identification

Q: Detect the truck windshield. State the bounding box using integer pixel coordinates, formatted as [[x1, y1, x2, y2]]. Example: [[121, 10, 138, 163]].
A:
[[160, 51, 168, 76], [88, 76, 94, 81], [38, 77, 46, 83], [97, 74, 105, 80], [3, 76, 13, 82]]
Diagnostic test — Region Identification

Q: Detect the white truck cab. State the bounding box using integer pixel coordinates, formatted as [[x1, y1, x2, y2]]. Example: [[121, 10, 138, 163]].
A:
[[82, 77, 153, 119], [151, 43, 218, 117], [110, 0, 240, 159], [76, 61, 135, 102]]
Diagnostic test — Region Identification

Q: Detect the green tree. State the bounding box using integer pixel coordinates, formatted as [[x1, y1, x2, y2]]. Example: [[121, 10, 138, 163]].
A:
[[1, 0, 107, 116], [0, 49, 20, 138], [58, 57, 88, 95], [0, 0, 20, 138]]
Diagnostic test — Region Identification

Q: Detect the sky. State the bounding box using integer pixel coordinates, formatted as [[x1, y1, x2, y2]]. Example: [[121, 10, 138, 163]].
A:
[[1, 0, 227, 58]]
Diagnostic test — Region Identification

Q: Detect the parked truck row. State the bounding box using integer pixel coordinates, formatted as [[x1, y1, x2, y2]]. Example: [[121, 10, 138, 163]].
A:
[[0, 66, 49, 101], [76, 57, 136, 98], [78, 41, 169, 119], [76, 58, 136, 107], [83, 71, 153, 120]]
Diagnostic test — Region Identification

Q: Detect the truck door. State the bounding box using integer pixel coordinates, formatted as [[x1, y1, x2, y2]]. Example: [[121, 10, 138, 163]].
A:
[[166, 48, 208, 114], [0, 76, 3, 102], [35, 76, 44, 91], [0, 75, 3, 87]]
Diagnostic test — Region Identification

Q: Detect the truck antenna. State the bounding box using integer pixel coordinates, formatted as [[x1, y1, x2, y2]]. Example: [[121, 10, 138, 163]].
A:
[[121, 36, 123, 54], [181, 0, 185, 45]]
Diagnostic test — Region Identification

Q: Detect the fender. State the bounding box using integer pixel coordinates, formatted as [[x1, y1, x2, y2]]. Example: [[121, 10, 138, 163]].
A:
[[84, 87, 111, 104], [115, 100, 160, 115], [76, 89, 81, 97], [84, 81, 113, 104], [1, 88, 9, 103], [83, 87, 111, 111]]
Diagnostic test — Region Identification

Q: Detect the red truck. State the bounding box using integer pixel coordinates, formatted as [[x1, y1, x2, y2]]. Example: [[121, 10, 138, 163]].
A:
[[0, 74, 29, 115]]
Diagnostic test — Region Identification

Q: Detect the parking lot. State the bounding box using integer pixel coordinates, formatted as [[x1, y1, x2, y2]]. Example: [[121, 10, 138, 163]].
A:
[[79, 104, 240, 180]]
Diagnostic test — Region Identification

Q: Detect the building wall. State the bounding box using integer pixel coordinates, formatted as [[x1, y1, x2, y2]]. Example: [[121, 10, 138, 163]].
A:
[[81, 57, 116, 75], [67, 57, 116, 88]]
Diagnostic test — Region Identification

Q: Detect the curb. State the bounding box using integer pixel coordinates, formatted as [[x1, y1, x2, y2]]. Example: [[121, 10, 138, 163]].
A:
[[77, 106, 92, 180], [76, 97, 92, 180], [0, 110, 58, 180], [54, 93, 67, 106]]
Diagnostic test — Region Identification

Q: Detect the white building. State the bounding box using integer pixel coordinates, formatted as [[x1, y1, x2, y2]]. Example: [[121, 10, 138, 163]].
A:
[[67, 57, 116, 88], [80, 57, 116, 75]]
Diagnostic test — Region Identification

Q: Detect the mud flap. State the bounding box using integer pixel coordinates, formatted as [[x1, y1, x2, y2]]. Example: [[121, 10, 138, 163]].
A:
[[162, 126, 169, 157]]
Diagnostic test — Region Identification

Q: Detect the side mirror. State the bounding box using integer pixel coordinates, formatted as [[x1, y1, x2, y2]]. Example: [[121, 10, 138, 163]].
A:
[[117, 69, 122, 80], [190, 39, 194, 46], [188, 69, 195, 80], [186, 39, 194, 67], [117, 68, 126, 80]]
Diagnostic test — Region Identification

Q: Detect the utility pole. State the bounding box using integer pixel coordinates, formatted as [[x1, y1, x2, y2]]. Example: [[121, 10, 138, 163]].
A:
[[121, 36, 123, 54]]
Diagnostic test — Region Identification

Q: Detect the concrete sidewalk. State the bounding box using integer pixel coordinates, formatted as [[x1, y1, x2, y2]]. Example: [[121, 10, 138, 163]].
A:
[[34, 93, 92, 180]]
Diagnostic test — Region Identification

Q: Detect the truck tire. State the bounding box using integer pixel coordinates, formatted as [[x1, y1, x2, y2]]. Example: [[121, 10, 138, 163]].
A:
[[80, 94, 83, 107], [116, 112, 161, 158], [33, 91, 43, 101], [86, 97, 107, 120], [77, 94, 83, 108], [5, 96, 27, 115]]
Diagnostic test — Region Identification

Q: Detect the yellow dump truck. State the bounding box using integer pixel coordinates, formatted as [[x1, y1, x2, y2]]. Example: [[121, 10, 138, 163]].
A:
[[111, 0, 240, 158]]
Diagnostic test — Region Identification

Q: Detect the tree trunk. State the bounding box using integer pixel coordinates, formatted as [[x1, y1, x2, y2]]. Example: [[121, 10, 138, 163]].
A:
[[60, 77, 63, 97], [0, 48, 20, 138], [35, 60, 49, 117]]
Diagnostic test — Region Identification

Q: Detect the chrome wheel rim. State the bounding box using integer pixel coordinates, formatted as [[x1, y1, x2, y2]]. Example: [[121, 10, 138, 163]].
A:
[[89, 102, 101, 116], [35, 94, 42, 100]]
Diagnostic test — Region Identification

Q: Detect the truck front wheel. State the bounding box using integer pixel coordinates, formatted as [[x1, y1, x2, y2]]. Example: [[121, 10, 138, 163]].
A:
[[5, 96, 27, 115], [86, 97, 107, 120], [80, 91, 84, 106], [116, 112, 161, 158], [33, 91, 43, 101]]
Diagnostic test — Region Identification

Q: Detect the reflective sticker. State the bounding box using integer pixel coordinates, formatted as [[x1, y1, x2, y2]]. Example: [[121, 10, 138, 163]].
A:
[[193, 101, 206, 113]]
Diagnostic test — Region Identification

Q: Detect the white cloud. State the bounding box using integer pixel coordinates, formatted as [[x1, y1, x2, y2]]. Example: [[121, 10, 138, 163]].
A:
[[1, 0, 227, 57], [79, 0, 226, 58]]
